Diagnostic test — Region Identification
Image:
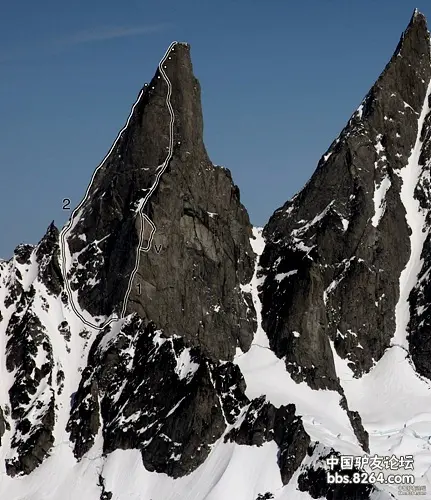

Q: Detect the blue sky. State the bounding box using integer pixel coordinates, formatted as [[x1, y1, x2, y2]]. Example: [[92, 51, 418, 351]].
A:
[[0, 0, 430, 258]]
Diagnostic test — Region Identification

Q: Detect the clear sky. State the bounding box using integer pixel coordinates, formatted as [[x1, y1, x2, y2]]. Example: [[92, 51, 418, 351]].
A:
[[1, 0, 430, 258]]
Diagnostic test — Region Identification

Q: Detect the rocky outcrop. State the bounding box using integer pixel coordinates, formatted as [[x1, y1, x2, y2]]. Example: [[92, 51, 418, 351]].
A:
[[226, 396, 311, 485], [66, 316, 249, 476], [5, 291, 55, 476], [35, 222, 63, 296], [339, 395, 369, 453], [0, 406, 6, 446], [0, 223, 65, 476]]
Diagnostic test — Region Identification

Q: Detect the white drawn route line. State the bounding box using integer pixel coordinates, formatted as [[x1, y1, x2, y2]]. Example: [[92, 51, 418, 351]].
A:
[[59, 41, 178, 331]]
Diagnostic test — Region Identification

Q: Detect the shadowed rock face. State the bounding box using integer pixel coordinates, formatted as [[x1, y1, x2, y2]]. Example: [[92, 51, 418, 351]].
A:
[[66, 43, 256, 362], [260, 10, 431, 389]]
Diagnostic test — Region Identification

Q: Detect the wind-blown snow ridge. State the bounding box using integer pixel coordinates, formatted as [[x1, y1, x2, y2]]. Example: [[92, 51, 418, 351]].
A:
[[58, 41, 178, 331]]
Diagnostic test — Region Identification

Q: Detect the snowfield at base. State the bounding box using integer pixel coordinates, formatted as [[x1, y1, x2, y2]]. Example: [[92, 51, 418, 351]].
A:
[[104, 442, 282, 500], [236, 229, 361, 458], [0, 437, 315, 500], [0, 416, 311, 500], [332, 343, 431, 496]]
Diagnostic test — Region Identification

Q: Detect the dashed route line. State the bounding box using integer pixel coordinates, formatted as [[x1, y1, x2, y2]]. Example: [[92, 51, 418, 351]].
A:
[[59, 41, 178, 331]]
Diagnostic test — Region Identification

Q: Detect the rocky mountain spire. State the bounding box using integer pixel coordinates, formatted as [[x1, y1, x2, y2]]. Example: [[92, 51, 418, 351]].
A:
[[260, 8, 431, 389], [63, 42, 256, 361], [0, 42, 259, 480], [53, 42, 258, 480]]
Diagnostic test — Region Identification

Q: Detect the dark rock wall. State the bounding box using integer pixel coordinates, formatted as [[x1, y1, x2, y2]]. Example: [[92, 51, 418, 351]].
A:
[[260, 11, 431, 388], [66, 43, 256, 362]]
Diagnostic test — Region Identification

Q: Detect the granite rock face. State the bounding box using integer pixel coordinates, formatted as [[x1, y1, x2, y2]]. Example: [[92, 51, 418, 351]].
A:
[[260, 10, 431, 389], [65, 43, 256, 362], [57, 42, 260, 479], [0, 43, 258, 483]]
